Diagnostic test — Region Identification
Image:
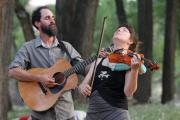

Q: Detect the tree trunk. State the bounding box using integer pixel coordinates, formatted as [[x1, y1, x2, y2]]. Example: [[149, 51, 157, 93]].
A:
[[178, 1, 180, 47], [115, 0, 127, 25], [56, 0, 99, 105], [56, 0, 77, 44], [134, 0, 153, 103], [56, 0, 99, 58], [178, 30, 180, 47], [161, 0, 178, 104], [15, 0, 35, 41], [0, 0, 14, 119]]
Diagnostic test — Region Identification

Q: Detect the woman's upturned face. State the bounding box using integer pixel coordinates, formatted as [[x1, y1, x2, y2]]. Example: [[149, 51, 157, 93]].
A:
[[113, 27, 131, 45]]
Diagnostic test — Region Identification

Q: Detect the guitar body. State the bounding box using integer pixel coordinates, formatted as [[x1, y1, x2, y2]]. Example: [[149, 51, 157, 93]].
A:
[[18, 59, 78, 111]]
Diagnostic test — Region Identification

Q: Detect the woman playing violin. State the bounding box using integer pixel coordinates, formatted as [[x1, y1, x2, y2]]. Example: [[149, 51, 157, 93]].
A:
[[79, 24, 141, 120]]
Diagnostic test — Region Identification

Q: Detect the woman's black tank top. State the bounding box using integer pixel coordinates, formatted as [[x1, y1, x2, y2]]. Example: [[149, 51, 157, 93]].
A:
[[92, 58, 128, 110]]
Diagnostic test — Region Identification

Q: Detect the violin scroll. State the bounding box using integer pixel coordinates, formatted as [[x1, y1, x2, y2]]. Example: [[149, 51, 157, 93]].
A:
[[146, 60, 160, 71]]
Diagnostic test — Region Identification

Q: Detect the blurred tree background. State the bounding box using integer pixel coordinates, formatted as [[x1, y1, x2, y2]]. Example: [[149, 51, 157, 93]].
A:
[[0, 0, 180, 119]]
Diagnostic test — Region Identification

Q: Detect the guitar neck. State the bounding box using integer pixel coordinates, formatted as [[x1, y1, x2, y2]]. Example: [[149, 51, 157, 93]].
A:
[[64, 56, 97, 77]]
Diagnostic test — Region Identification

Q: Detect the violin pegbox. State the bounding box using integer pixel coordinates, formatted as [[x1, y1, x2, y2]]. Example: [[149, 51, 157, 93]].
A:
[[147, 60, 160, 71]]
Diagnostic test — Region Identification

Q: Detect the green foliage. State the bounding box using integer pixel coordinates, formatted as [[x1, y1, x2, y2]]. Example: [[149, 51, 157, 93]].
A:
[[93, 0, 119, 55], [153, 0, 166, 47], [48, 5, 55, 14], [153, 40, 164, 64], [13, 15, 24, 50], [124, 0, 138, 30], [18, 0, 29, 6], [175, 50, 180, 93]]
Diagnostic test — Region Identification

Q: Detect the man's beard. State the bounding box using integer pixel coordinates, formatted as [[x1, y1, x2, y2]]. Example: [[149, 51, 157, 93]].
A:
[[41, 24, 57, 37]]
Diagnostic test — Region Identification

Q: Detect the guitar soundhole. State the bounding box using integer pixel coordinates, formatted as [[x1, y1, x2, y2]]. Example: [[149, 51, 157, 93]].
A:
[[49, 72, 66, 93], [53, 72, 65, 84]]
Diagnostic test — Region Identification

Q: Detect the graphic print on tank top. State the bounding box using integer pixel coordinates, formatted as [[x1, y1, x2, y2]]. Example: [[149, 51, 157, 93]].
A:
[[98, 71, 110, 80]]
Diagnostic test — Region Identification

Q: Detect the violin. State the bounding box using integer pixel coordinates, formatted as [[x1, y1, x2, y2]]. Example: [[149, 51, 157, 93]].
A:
[[107, 49, 160, 71]]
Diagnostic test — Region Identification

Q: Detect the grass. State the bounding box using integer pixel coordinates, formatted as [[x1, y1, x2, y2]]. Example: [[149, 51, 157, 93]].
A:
[[8, 102, 180, 120], [129, 103, 180, 120], [8, 106, 30, 120]]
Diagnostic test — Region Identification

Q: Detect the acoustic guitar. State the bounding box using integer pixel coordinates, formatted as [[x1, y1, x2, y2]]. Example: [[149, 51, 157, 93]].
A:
[[18, 56, 96, 111]]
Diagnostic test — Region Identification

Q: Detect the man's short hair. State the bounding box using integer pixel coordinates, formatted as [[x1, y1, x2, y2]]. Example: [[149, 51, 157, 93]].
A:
[[32, 6, 49, 29]]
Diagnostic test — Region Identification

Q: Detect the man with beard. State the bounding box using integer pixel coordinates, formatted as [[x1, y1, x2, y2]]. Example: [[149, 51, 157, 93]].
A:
[[8, 6, 83, 120]]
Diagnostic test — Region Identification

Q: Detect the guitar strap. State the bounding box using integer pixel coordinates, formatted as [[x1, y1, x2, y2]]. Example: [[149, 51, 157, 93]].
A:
[[57, 38, 73, 61]]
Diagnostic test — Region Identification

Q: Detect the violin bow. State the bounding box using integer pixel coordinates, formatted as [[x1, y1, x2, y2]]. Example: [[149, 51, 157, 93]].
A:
[[90, 16, 107, 88]]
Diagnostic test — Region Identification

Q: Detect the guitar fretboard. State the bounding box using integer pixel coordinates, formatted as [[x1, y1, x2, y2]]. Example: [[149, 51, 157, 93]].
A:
[[63, 56, 97, 77]]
